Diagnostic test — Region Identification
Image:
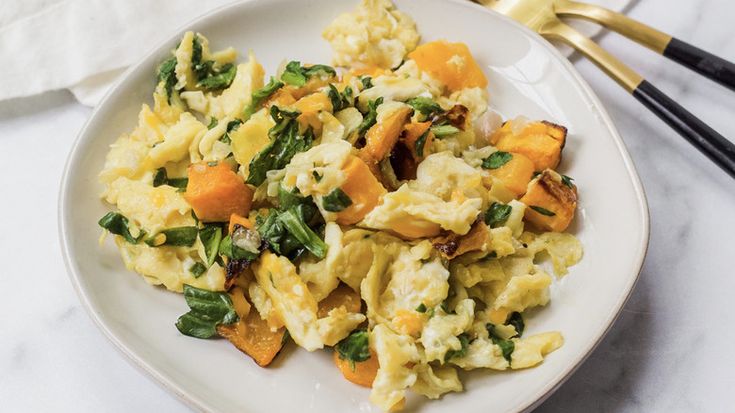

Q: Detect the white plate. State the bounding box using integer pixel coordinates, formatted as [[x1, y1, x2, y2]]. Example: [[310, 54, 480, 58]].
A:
[[58, 0, 649, 411]]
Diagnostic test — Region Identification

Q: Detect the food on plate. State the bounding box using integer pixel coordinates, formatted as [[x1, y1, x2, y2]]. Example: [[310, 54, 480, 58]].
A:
[[97, 0, 583, 410]]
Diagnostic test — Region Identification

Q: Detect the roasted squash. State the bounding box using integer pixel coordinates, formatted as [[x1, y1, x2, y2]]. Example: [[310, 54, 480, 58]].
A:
[[493, 120, 567, 171], [402, 121, 433, 161], [432, 220, 491, 259], [519, 170, 577, 232], [363, 106, 413, 161], [335, 155, 387, 225], [228, 213, 253, 234], [318, 284, 362, 318], [333, 349, 380, 388], [408, 40, 488, 92], [487, 152, 535, 197], [185, 162, 254, 222]]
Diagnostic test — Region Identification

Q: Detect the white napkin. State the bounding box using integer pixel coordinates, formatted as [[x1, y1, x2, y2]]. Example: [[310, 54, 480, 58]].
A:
[[0, 0, 632, 107]]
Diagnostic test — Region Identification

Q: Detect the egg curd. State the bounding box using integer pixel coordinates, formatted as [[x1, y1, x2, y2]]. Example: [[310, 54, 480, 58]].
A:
[[97, 0, 583, 410]]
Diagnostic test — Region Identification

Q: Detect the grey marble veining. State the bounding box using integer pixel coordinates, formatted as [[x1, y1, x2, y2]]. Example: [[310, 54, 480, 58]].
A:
[[1, 0, 734, 411]]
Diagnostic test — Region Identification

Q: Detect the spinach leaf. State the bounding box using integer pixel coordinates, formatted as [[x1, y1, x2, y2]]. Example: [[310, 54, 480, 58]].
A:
[[246, 106, 313, 186], [152, 168, 188, 190], [147, 226, 199, 247], [484, 202, 512, 227], [189, 262, 207, 278], [430, 124, 460, 138], [322, 188, 352, 212], [278, 207, 328, 259], [218, 234, 260, 261], [175, 284, 238, 339], [444, 333, 470, 362], [415, 130, 429, 157], [197, 63, 237, 91], [219, 119, 243, 144], [312, 170, 322, 182], [561, 174, 574, 188], [415, 303, 427, 313], [356, 97, 383, 137], [281, 61, 336, 86], [486, 324, 515, 362], [198, 225, 223, 266], [530, 206, 556, 216], [482, 151, 513, 169], [98, 212, 144, 244], [207, 118, 218, 130], [336, 329, 370, 370], [328, 84, 353, 112], [407, 97, 443, 118], [157, 57, 178, 103], [191, 35, 205, 79], [506, 312, 524, 338], [278, 185, 308, 210], [243, 76, 284, 120], [359, 76, 373, 90]]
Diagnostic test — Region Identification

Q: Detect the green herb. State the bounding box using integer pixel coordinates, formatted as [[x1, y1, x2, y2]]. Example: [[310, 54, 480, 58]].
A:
[[312, 170, 322, 182], [197, 63, 237, 91], [278, 185, 308, 211], [191, 35, 205, 78], [561, 174, 574, 188], [486, 324, 515, 361], [328, 84, 353, 112], [189, 262, 207, 278], [246, 106, 313, 186], [430, 124, 460, 138], [530, 206, 556, 216], [243, 76, 284, 120], [335, 329, 371, 370], [359, 76, 373, 89], [157, 57, 178, 103], [444, 333, 470, 362], [278, 208, 328, 259], [147, 226, 199, 247], [484, 202, 512, 227], [175, 284, 238, 339], [322, 188, 353, 212], [280, 61, 336, 86], [207, 118, 218, 130], [482, 151, 513, 169], [407, 97, 443, 118], [415, 130, 429, 157], [357, 97, 383, 137], [416, 303, 427, 313], [506, 312, 524, 338], [198, 225, 223, 266], [219, 119, 243, 144], [152, 167, 188, 190], [98, 212, 144, 244]]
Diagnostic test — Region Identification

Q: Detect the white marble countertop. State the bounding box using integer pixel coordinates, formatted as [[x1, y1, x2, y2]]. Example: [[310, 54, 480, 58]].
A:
[[1, 0, 734, 411]]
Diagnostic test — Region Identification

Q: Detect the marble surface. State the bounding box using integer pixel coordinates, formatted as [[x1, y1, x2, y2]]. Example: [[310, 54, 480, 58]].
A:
[[1, 0, 734, 411]]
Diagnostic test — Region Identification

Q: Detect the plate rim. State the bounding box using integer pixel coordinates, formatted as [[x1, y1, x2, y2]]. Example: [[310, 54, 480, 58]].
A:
[[58, 0, 650, 412]]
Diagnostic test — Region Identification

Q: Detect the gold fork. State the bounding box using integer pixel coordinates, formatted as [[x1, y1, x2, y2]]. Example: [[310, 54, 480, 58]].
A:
[[475, 0, 735, 179]]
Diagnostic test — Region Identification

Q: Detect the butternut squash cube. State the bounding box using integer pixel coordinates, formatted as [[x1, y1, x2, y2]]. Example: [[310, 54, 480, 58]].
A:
[[487, 152, 535, 197], [519, 170, 577, 232], [318, 284, 362, 318], [408, 40, 488, 92], [336, 156, 387, 225], [364, 106, 413, 161], [333, 349, 380, 388], [493, 120, 568, 171], [185, 162, 253, 223], [216, 305, 287, 367]]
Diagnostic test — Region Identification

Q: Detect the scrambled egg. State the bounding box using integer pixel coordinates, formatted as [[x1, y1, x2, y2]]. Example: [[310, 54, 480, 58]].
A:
[[98, 0, 585, 410]]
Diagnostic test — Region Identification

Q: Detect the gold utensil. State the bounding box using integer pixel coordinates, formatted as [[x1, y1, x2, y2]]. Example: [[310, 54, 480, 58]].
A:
[[475, 0, 735, 178]]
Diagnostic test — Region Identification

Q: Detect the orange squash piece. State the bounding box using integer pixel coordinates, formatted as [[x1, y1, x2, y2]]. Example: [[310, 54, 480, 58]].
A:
[[408, 40, 488, 92], [217, 311, 286, 367], [487, 152, 535, 197], [519, 170, 577, 232], [492, 120, 568, 171], [350, 65, 388, 78], [333, 349, 380, 388], [392, 309, 424, 337], [228, 213, 253, 234], [318, 284, 362, 317], [185, 162, 254, 223], [432, 220, 491, 259], [402, 121, 433, 160], [364, 107, 413, 161], [335, 156, 387, 225]]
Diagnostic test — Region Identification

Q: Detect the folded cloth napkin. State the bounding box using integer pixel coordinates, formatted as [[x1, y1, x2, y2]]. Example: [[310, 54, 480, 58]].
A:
[[0, 0, 632, 107]]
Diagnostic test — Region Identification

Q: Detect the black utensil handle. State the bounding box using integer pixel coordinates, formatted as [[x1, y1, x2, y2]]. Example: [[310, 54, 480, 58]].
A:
[[663, 37, 735, 92], [633, 80, 735, 178]]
